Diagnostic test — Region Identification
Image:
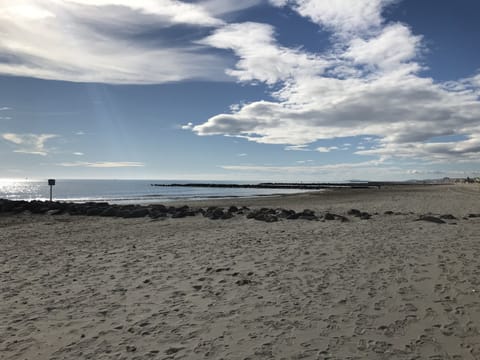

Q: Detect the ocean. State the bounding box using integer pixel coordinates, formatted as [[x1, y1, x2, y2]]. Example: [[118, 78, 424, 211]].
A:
[[0, 179, 313, 204]]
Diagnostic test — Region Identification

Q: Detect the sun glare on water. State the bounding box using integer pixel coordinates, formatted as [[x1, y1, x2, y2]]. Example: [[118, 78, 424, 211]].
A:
[[0, 179, 40, 199]]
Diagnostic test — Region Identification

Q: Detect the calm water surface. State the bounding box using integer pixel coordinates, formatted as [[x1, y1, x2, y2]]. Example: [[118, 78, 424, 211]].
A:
[[0, 179, 314, 204]]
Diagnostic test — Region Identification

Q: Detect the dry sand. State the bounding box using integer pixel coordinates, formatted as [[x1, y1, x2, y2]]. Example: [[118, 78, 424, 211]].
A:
[[1, 184, 480, 359]]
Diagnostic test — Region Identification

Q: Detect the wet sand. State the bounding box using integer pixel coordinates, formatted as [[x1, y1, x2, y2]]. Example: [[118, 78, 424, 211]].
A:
[[1, 184, 480, 359]]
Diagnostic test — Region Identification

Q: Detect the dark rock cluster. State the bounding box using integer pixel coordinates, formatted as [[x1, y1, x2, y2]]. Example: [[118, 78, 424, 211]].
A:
[[0, 199, 463, 225], [347, 208, 372, 219], [0, 199, 200, 219]]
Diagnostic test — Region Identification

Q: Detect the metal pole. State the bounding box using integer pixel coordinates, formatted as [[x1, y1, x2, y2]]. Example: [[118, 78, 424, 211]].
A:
[[50, 185, 53, 202]]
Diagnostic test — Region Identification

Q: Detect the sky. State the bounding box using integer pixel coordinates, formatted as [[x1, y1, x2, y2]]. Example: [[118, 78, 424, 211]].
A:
[[1, 0, 480, 181]]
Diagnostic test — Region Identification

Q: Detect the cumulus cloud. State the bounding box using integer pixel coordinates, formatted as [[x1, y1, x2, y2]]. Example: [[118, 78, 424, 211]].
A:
[[58, 161, 145, 167], [2, 133, 58, 156], [192, 1, 480, 165], [199, 22, 328, 84], [270, 0, 396, 36], [0, 0, 240, 83]]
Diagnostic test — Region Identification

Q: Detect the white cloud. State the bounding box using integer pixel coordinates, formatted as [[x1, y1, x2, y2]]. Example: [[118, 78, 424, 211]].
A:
[[199, 22, 328, 84], [181, 122, 194, 130], [220, 158, 404, 181], [2, 133, 58, 156], [220, 158, 480, 181], [58, 161, 145, 167], [0, 107, 11, 111], [285, 145, 311, 151], [356, 134, 480, 162], [345, 23, 422, 71], [0, 0, 235, 84], [316, 146, 338, 152], [270, 0, 396, 36], [191, 2, 480, 164], [61, 0, 223, 26], [73, 152, 84, 156]]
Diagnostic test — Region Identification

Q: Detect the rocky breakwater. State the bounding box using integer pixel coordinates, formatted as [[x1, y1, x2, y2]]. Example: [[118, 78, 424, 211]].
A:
[[0, 199, 468, 224]]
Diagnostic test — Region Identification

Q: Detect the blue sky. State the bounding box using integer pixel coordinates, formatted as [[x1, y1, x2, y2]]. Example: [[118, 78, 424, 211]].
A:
[[1, 0, 480, 181]]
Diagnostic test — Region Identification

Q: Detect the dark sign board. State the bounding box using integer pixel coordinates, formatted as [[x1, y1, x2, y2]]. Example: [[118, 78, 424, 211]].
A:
[[48, 179, 56, 186]]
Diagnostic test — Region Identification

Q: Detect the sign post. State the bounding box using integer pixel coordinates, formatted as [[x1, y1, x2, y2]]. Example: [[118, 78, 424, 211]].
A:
[[48, 179, 56, 201]]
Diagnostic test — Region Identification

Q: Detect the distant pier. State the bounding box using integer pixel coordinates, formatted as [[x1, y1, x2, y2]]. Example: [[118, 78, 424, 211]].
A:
[[150, 182, 429, 190]]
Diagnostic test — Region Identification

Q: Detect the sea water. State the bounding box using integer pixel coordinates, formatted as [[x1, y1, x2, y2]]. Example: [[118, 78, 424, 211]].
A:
[[0, 179, 313, 204]]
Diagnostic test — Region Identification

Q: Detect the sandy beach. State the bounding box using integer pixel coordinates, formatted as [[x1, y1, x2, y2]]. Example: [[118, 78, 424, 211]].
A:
[[1, 184, 480, 360]]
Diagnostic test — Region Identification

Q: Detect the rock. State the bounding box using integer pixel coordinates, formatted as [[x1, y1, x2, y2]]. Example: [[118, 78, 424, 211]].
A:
[[286, 212, 300, 220], [275, 208, 293, 218], [100, 207, 119, 217], [347, 208, 370, 219], [172, 207, 195, 218], [359, 212, 371, 220], [324, 212, 349, 222], [46, 209, 63, 216], [348, 209, 362, 216], [171, 205, 196, 217], [247, 208, 278, 222], [468, 214, 480, 218], [417, 215, 446, 224], [149, 211, 167, 219], [324, 212, 336, 220], [228, 206, 239, 213], [221, 211, 234, 219], [299, 214, 318, 221], [336, 215, 349, 222], [204, 207, 226, 220], [150, 204, 167, 213], [384, 211, 394, 215], [193, 285, 202, 291], [298, 209, 318, 220], [123, 208, 149, 218], [440, 214, 457, 220]]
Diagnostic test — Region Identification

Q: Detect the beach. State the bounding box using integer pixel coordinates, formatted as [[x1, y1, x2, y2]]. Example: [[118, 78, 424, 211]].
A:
[[1, 184, 480, 359]]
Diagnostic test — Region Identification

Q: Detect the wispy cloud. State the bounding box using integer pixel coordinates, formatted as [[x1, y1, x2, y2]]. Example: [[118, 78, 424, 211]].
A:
[[181, 122, 194, 130], [191, 1, 480, 164], [58, 161, 145, 168], [0, 106, 11, 119], [73, 152, 84, 156], [0, 0, 246, 84], [220, 159, 406, 181], [285, 145, 311, 151], [2, 133, 58, 156], [237, 153, 247, 157]]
